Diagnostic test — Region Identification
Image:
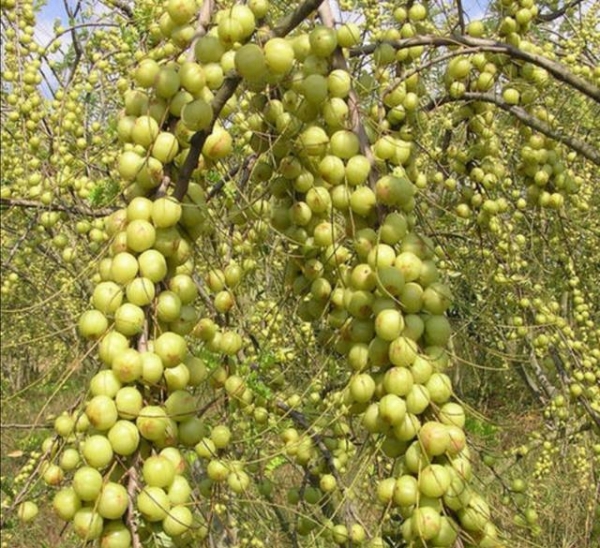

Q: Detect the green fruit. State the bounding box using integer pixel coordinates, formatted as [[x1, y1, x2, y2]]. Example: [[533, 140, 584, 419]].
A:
[[108, 419, 140, 455], [264, 38, 295, 74], [419, 421, 450, 456], [73, 508, 104, 540], [420, 464, 451, 497], [163, 504, 193, 536], [393, 474, 418, 507], [73, 466, 103, 501], [137, 405, 169, 441], [154, 331, 187, 367], [100, 521, 133, 548], [97, 482, 128, 519], [82, 434, 114, 469], [93, 281, 123, 314], [126, 219, 156, 252], [86, 395, 118, 431], [137, 486, 171, 521], [412, 506, 442, 541], [350, 373, 376, 403], [53, 488, 81, 521], [309, 26, 338, 57], [143, 455, 176, 488], [17, 501, 38, 522]]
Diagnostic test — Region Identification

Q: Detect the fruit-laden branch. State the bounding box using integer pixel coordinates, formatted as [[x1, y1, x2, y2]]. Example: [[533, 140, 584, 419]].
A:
[[173, 74, 241, 201], [3, 216, 36, 269], [524, 341, 558, 402], [0, 197, 115, 217], [350, 35, 600, 105], [187, 0, 215, 61], [482, 419, 592, 486], [174, 0, 326, 200], [318, 0, 383, 223], [426, 92, 600, 165], [548, 345, 600, 430], [276, 400, 368, 531], [537, 0, 585, 22]]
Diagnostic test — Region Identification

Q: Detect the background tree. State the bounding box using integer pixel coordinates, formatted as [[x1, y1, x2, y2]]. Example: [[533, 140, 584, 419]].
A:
[[1, 0, 598, 547]]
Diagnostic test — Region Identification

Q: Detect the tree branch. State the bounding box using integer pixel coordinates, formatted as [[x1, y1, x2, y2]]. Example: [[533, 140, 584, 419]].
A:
[[350, 34, 600, 105], [173, 74, 241, 201], [272, 0, 325, 38], [455, 0, 465, 35], [108, 0, 134, 19], [425, 92, 600, 165], [174, 0, 326, 200], [537, 0, 585, 22], [318, 0, 383, 222]]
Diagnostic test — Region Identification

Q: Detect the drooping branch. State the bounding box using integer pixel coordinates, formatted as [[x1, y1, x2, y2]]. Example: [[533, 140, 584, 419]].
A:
[[350, 35, 600, 104], [276, 401, 367, 530], [425, 92, 600, 165]]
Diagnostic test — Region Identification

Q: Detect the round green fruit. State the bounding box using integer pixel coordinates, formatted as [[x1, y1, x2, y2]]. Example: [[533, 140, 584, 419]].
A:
[[73, 508, 104, 540]]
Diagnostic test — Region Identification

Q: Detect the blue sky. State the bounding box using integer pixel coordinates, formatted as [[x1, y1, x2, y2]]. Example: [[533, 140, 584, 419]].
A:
[[36, 0, 67, 46]]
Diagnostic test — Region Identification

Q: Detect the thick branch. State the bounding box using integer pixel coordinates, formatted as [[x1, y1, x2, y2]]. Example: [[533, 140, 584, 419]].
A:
[[426, 92, 600, 165], [126, 463, 142, 548], [173, 74, 241, 201], [272, 0, 325, 38], [350, 35, 600, 105]]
